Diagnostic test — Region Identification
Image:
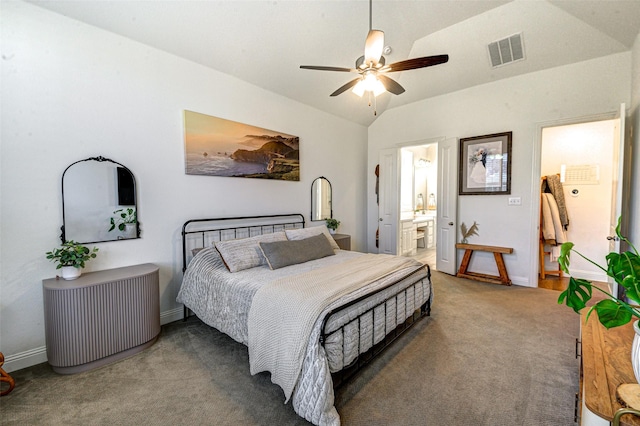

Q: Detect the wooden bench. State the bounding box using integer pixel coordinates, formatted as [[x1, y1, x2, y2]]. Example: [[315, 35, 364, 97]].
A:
[[455, 243, 513, 286]]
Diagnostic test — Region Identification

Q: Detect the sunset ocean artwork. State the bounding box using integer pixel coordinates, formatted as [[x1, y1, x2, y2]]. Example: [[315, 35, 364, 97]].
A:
[[184, 110, 300, 181]]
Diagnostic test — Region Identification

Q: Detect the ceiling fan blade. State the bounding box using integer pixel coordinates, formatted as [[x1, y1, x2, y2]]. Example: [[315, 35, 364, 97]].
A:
[[384, 55, 449, 72], [377, 74, 405, 95], [300, 65, 357, 72], [330, 78, 362, 97], [364, 29, 384, 67]]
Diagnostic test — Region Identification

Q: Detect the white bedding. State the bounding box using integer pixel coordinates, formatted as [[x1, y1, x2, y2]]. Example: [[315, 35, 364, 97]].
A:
[[177, 247, 431, 425], [177, 248, 366, 344]]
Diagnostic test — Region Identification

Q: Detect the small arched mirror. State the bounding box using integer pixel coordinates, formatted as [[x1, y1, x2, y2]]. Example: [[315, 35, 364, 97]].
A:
[[61, 156, 139, 244], [311, 177, 332, 221]]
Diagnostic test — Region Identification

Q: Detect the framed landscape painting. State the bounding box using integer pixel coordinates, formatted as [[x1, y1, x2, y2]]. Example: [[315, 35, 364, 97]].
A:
[[184, 110, 300, 181], [459, 131, 511, 195]]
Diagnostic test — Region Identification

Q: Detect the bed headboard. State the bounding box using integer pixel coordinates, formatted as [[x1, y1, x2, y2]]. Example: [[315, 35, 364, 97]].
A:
[[181, 213, 305, 272]]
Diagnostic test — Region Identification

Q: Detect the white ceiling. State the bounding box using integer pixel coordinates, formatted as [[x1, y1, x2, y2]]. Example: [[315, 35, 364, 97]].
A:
[[27, 0, 640, 127]]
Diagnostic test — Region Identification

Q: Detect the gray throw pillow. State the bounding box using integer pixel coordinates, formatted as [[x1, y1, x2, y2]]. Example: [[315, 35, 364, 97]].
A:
[[215, 231, 287, 272], [259, 233, 335, 270]]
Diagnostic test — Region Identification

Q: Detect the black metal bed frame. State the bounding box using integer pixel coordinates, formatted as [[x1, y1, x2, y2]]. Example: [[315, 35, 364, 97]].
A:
[[321, 265, 431, 387], [181, 213, 305, 273], [181, 213, 306, 320], [180, 213, 432, 388]]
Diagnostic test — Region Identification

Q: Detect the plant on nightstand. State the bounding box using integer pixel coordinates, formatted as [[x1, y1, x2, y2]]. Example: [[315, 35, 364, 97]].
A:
[[325, 218, 341, 234], [46, 240, 99, 280]]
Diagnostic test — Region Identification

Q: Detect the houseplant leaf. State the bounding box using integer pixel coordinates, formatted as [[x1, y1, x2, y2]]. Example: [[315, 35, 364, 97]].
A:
[[608, 251, 640, 303], [593, 299, 633, 329], [557, 216, 640, 329], [558, 277, 591, 314], [558, 242, 574, 274], [45, 240, 98, 271]]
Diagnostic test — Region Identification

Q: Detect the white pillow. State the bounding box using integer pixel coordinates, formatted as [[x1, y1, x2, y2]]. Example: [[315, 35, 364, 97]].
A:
[[285, 226, 340, 251], [215, 231, 287, 272]]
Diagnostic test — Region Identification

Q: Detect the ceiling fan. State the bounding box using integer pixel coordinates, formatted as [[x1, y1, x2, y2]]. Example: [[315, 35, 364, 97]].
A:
[[300, 0, 449, 113]]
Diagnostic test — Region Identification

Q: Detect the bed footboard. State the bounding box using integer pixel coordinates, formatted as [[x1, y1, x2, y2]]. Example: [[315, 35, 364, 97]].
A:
[[320, 264, 432, 388]]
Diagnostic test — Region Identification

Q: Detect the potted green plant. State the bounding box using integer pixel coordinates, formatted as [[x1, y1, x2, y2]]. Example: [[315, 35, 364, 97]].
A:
[[557, 217, 640, 380], [325, 218, 340, 234], [45, 240, 99, 280], [109, 208, 137, 238]]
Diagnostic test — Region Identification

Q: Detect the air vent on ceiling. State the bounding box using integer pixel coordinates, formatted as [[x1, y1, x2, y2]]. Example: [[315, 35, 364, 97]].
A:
[[488, 33, 525, 68]]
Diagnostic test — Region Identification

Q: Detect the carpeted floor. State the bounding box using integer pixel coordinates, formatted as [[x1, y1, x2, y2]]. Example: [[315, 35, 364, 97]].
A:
[[0, 271, 580, 425]]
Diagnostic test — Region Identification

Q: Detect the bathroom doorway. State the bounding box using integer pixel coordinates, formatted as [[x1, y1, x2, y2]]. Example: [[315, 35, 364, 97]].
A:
[[400, 143, 438, 268]]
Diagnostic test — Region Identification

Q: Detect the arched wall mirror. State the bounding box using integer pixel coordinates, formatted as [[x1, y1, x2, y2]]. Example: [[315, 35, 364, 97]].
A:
[[311, 176, 332, 221], [61, 156, 139, 244]]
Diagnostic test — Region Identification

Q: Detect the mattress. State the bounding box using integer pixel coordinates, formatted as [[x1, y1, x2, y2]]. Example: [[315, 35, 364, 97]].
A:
[[177, 247, 431, 425]]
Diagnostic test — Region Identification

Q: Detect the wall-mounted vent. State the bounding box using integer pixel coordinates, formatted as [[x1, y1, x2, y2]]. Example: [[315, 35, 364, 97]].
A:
[[488, 33, 525, 68]]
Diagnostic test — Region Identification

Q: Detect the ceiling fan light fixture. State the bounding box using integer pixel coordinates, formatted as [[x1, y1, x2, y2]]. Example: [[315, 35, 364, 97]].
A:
[[372, 78, 386, 96], [363, 72, 378, 88], [352, 80, 366, 97], [351, 72, 386, 97]]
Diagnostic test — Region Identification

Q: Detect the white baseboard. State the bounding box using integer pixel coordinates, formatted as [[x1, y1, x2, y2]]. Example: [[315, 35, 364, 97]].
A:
[[511, 275, 532, 287], [566, 269, 608, 283], [4, 308, 186, 373], [161, 307, 184, 325], [3, 346, 48, 373]]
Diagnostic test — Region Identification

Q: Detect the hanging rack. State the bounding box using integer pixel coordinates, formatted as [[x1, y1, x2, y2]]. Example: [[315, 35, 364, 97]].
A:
[[539, 175, 563, 279]]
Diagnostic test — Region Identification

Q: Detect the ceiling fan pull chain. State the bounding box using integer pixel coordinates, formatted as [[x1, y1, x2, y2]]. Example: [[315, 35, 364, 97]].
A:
[[366, 91, 377, 116]]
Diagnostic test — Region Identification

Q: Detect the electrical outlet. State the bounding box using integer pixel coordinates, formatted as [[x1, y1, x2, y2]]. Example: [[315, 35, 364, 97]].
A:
[[508, 197, 521, 206]]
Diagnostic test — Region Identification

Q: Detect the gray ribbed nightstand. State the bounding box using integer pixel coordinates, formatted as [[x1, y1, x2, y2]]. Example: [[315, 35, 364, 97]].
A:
[[43, 263, 160, 374]]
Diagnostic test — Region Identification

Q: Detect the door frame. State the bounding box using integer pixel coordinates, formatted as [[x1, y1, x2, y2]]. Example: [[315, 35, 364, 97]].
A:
[[436, 137, 459, 275], [378, 136, 446, 256], [378, 148, 401, 255], [529, 109, 621, 286]]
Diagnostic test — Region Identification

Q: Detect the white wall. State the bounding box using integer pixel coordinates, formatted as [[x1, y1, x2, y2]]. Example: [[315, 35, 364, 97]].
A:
[[541, 120, 616, 282], [367, 53, 632, 286], [0, 2, 367, 371], [630, 33, 640, 246]]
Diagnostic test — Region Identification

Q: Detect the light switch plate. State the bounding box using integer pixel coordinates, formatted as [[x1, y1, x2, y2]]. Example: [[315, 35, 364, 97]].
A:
[[508, 197, 521, 206]]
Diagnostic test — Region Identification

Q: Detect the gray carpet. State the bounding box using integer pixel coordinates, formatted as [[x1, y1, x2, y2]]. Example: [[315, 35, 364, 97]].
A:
[[0, 271, 579, 425]]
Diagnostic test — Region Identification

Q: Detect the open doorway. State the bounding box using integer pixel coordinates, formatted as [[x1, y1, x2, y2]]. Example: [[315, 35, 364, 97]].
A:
[[399, 143, 438, 268], [538, 118, 619, 290], [378, 137, 457, 274]]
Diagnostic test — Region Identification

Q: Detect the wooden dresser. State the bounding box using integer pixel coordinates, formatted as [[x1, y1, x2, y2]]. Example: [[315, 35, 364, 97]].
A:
[[580, 312, 640, 425]]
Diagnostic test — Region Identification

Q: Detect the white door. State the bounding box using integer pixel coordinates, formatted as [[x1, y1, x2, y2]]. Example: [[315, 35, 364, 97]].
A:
[[378, 148, 400, 255], [609, 103, 627, 298], [436, 138, 459, 275]]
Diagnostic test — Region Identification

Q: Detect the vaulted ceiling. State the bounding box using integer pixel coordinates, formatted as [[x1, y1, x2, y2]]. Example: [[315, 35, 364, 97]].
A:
[[27, 0, 640, 126]]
